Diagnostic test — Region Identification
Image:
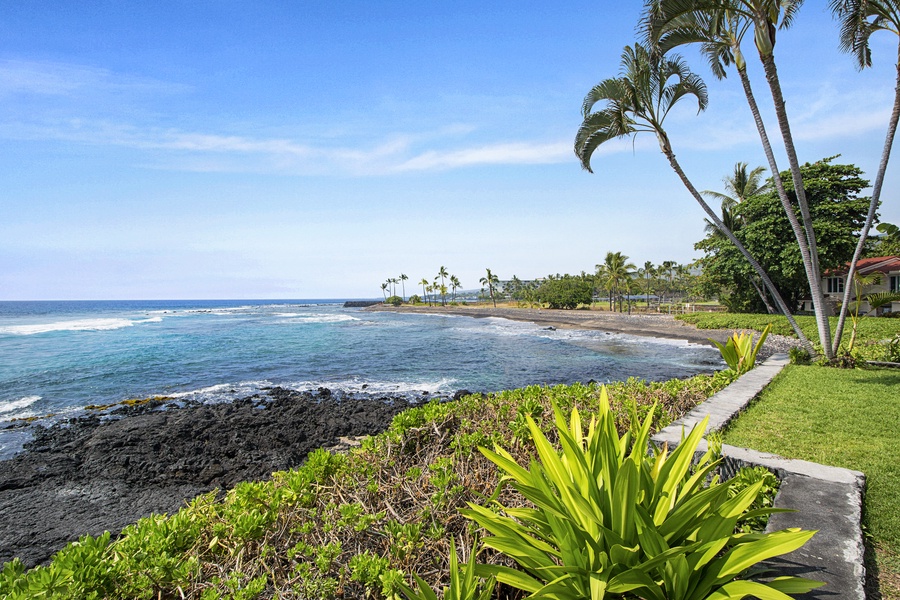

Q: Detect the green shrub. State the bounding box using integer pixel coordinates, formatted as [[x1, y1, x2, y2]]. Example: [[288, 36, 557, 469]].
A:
[[463, 388, 821, 599], [789, 346, 812, 365], [399, 538, 495, 600], [711, 324, 771, 375], [386, 295, 403, 306]]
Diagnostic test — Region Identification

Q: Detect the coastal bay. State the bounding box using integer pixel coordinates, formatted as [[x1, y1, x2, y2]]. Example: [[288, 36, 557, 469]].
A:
[[0, 301, 774, 568]]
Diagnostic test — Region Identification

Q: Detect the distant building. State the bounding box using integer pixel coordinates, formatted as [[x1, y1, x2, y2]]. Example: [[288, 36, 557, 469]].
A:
[[802, 256, 900, 314]]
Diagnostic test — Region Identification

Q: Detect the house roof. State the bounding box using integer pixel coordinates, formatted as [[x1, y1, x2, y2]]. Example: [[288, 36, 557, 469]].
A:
[[829, 256, 900, 277]]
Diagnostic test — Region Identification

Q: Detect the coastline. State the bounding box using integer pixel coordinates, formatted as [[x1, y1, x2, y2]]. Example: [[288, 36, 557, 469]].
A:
[[1, 304, 798, 569], [365, 304, 798, 358]]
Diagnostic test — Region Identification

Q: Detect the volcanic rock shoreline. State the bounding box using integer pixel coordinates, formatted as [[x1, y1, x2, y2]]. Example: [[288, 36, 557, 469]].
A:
[[0, 388, 427, 568]]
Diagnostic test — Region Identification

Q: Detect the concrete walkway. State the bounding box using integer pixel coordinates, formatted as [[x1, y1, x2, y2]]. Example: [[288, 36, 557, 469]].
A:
[[652, 355, 866, 599]]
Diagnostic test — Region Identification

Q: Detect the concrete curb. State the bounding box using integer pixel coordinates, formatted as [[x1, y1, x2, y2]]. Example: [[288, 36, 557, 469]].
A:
[[651, 354, 866, 599]]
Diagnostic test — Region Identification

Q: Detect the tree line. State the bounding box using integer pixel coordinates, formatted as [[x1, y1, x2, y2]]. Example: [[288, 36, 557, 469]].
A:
[[380, 258, 703, 311]]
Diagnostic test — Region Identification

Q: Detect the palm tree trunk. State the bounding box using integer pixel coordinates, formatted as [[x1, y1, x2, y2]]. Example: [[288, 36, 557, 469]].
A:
[[833, 50, 900, 355], [750, 277, 776, 314], [658, 133, 815, 354], [758, 52, 833, 358]]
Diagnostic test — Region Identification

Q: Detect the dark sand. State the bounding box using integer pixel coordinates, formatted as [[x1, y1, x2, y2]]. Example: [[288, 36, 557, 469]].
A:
[[371, 305, 747, 343]]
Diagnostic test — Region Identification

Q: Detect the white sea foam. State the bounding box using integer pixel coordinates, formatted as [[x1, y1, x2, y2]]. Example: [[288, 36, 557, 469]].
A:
[[166, 380, 271, 403], [0, 317, 161, 336], [275, 313, 360, 324], [0, 395, 41, 415], [286, 376, 457, 397]]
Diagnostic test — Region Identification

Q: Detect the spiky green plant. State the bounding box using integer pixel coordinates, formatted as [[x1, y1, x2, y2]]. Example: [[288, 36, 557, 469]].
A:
[[711, 324, 771, 375], [463, 387, 821, 599]]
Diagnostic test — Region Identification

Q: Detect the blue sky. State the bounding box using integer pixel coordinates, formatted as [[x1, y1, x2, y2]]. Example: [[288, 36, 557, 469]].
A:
[[1, 1, 897, 300]]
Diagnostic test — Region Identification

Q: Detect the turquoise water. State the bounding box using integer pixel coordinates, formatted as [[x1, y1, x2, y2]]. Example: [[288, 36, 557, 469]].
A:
[[0, 300, 722, 454]]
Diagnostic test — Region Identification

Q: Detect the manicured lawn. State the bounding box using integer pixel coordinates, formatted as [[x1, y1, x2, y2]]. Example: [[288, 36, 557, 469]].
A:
[[723, 365, 900, 597]]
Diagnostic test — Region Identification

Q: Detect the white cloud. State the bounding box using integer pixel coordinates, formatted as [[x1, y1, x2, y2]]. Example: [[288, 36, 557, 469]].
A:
[[0, 59, 189, 98], [392, 141, 571, 172]]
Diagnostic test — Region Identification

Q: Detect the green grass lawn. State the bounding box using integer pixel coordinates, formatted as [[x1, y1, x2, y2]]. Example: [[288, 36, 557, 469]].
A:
[[723, 365, 900, 597]]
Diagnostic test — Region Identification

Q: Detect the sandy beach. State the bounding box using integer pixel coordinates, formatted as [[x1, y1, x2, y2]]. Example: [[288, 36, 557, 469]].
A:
[[366, 304, 797, 358]]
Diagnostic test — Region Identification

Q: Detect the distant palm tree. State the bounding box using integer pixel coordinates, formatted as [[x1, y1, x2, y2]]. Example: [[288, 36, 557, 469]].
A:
[[419, 278, 429, 305], [450, 275, 461, 301], [703, 162, 766, 210], [389, 277, 399, 297], [479, 268, 500, 307], [436, 266, 449, 306], [601, 252, 636, 312], [380, 282, 388, 301], [399, 273, 408, 301], [642, 260, 656, 307]]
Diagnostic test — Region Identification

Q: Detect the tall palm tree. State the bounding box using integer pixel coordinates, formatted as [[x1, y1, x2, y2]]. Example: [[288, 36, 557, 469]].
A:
[[450, 275, 461, 301], [436, 266, 449, 306], [701, 162, 763, 237], [419, 278, 429, 305], [480, 268, 500, 307], [601, 251, 637, 312], [594, 263, 613, 310], [703, 162, 766, 210], [575, 42, 814, 352], [829, 0, 900, 354], [399, 273, 408, 301], [380, 282, 388, 301], [644, 0, 831, 357], [642, 260, 656, 307]]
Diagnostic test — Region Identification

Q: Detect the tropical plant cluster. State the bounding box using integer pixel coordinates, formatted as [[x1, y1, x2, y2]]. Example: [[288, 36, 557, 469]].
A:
[[1, 372, 761, 599], [460, 394, 816, 600]]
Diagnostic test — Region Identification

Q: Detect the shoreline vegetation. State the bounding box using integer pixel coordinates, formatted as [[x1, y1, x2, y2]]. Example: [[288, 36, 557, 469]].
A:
[[0, 370, 742, 598]]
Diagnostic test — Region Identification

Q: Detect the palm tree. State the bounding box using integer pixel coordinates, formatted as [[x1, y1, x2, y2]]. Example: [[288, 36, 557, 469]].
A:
[[450, 275, 461, 301], [575, 42, 813, 352], [659, 260, 677, 304], [829, 0, 900, 355], [437, 266, 449, 305], [642, 260, 656, 307], [389, 277, 399, 297], [480, 268, 500, 307], [644, 0, 830, 356], [419, 278, 429, 305], [380, 282, 388, 301], [399, 273, 408, 301], [703, 162, 766, 210], [601, 251, 637, 312], [594, 263, 613, 310]]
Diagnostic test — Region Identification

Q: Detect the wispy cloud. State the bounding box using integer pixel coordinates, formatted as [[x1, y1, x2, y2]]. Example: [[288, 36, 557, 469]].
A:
[[392, 141, 571, 172], [3, 57, 891, 176], [0, 59, 190, 98]]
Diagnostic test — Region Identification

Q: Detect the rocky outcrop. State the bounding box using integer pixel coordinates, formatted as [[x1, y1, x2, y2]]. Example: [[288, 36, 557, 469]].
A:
[[0, 389, 420, 567]]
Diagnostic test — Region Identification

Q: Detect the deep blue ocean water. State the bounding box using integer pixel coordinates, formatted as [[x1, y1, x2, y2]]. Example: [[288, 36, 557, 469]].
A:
[[0, 300, 722, 456]]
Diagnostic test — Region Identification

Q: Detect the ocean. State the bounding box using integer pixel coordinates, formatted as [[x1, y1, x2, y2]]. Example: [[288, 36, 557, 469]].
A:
[[0, 300, 722, 457]]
